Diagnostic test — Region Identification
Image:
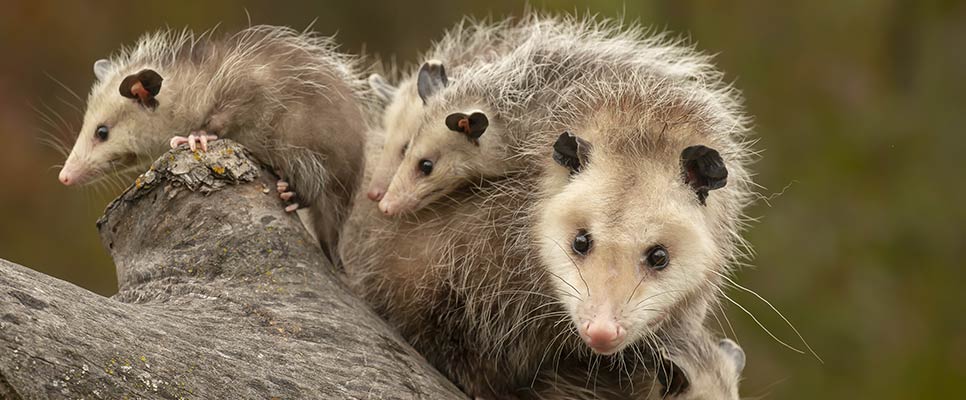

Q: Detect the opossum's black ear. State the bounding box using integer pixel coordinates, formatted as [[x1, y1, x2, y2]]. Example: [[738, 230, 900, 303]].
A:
[[445, 111, 488, 141], [681, 145, 728, 205], [719, 338, 746, 374], [417, 60, 448, 104], [119, 69, 163, 110], [368, 73, 396, 102], [552, 131, 592, 174], [93, 59, 112, 81], [657, 359, 691, 397]]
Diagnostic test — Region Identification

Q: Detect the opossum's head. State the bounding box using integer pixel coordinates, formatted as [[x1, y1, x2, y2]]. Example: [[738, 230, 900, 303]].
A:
[[658, 338, 745, 400], [365, 74, 422, 202], [59, 59, 167, 186], [538, 131, 730, 355], [377, 60, 503, 216]]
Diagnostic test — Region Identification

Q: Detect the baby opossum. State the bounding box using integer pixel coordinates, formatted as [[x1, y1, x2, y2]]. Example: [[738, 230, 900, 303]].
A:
[[374, 57, 519, 216], [526, 329, 746, 399], [343, 13, 754, 399], [363, 18, 530, 214], [58, 25, 367, 256], [655, 333, 746, 400]]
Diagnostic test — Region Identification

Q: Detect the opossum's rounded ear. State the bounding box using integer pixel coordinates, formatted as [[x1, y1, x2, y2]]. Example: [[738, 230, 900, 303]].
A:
[[681, 145, 728, 205], [417, 60, 448, 104], [445, 111, 488, 141], [552, 131, 593, 174], [368, 73, 396, 102], [657, 359, 691, 397], [93, 59, 113, 81], [119, 69, 163, 109], [719, 338, 746, 374]]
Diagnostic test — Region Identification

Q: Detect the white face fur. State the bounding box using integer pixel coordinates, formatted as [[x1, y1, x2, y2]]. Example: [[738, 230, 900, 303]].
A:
[[537, 147, 724, 356], [365, 77, 422, 202], [59, 60, 167, 186]]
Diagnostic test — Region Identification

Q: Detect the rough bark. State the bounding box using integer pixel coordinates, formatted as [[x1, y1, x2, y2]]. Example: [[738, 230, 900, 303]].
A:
[[0, 140, 465, 399]]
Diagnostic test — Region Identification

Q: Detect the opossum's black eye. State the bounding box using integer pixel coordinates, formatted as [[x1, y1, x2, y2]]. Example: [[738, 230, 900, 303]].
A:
[[94, 125, 109, 142], [572, 229, 592, 255], [644, 245, 669, 270], [418, 159, 434, 176]]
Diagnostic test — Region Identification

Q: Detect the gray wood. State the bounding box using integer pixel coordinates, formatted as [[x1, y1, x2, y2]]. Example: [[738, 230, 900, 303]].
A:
[[0, 140, 464, 400]]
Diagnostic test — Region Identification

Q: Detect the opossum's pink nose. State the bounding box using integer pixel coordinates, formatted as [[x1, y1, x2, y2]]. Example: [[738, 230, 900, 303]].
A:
[[367, 188, 385, 202], [581, 319, 626, 355], [378, 198, 395, 216], [58, 169, 75, 186]]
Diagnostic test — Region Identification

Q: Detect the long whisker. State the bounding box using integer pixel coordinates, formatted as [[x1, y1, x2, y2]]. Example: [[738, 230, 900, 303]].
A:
[[56, 96, 85, 116], [719, 291, 808, 356], [714, 271, 822, 363], [531, 316, 573, 387], [45, 72, 84, 103]]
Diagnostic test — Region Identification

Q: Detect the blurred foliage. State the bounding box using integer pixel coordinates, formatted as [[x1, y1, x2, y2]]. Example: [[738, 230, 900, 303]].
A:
[[1, 0, 963, 398]]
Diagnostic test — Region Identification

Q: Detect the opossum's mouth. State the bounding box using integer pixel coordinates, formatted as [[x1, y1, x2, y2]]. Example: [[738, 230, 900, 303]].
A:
[[413, 187, 447, 210], [380, 187, 448, 216], [67, 153, 141, 186]]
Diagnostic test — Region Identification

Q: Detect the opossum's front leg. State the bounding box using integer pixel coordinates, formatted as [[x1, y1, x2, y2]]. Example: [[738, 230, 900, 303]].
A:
[[169, 131, 218, 152], [276, 179, 299, 213]]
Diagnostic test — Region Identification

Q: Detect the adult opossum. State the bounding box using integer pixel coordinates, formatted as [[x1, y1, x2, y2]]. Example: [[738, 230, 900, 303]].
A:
[[58, 25, 367, 257], [343, 13, 754, 399]]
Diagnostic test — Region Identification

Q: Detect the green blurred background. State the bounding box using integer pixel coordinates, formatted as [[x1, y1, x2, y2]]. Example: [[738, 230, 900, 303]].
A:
[[1, 0, 963, 398]]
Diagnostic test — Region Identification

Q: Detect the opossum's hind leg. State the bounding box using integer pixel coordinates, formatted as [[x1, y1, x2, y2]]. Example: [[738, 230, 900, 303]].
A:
[[276, 178, 300, 212], [169, 131, 219, 152]]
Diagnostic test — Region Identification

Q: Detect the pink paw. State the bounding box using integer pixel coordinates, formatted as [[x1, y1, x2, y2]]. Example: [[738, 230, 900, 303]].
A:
[[277, 179, 299, 212], [169, 131, 218, 152]]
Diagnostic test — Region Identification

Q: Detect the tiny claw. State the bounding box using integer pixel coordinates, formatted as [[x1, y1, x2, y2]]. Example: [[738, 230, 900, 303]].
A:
[[169, 136, 188, 149], [277, 181, 289, 192], [199, 134, 209, 152], [188, 134, 197, 151], [284, 203, 299, 213], [280, 191, 295, 201]]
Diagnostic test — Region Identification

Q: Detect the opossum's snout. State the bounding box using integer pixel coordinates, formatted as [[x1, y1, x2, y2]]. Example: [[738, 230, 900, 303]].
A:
[[366, 187, 385, 202], [367, 157, 395, 202], [58, 152, 93, 186], [58, 163, 81, 186], [578, 308, 628, 355], [366, 165, 394, 202], [377, 190, 417, 216], [377, 193, 399, 215]]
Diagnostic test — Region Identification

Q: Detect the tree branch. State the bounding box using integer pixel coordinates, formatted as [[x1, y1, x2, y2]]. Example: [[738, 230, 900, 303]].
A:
[[0, 140, 464, 399]]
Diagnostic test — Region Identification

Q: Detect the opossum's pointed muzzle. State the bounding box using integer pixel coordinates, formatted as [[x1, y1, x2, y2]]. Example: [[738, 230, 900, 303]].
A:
[[58, 168, 74, 186], [377, 191, 412, 216], [58, 157, 85, 186], [578, 308, 627, 355], [367, 187, 385, 202]]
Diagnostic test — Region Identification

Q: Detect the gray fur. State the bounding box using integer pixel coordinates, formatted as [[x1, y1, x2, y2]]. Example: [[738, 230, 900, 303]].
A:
[[343, 13, 754, 399], [73, 25, 368, 254], [368, 73, 397, 102]]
